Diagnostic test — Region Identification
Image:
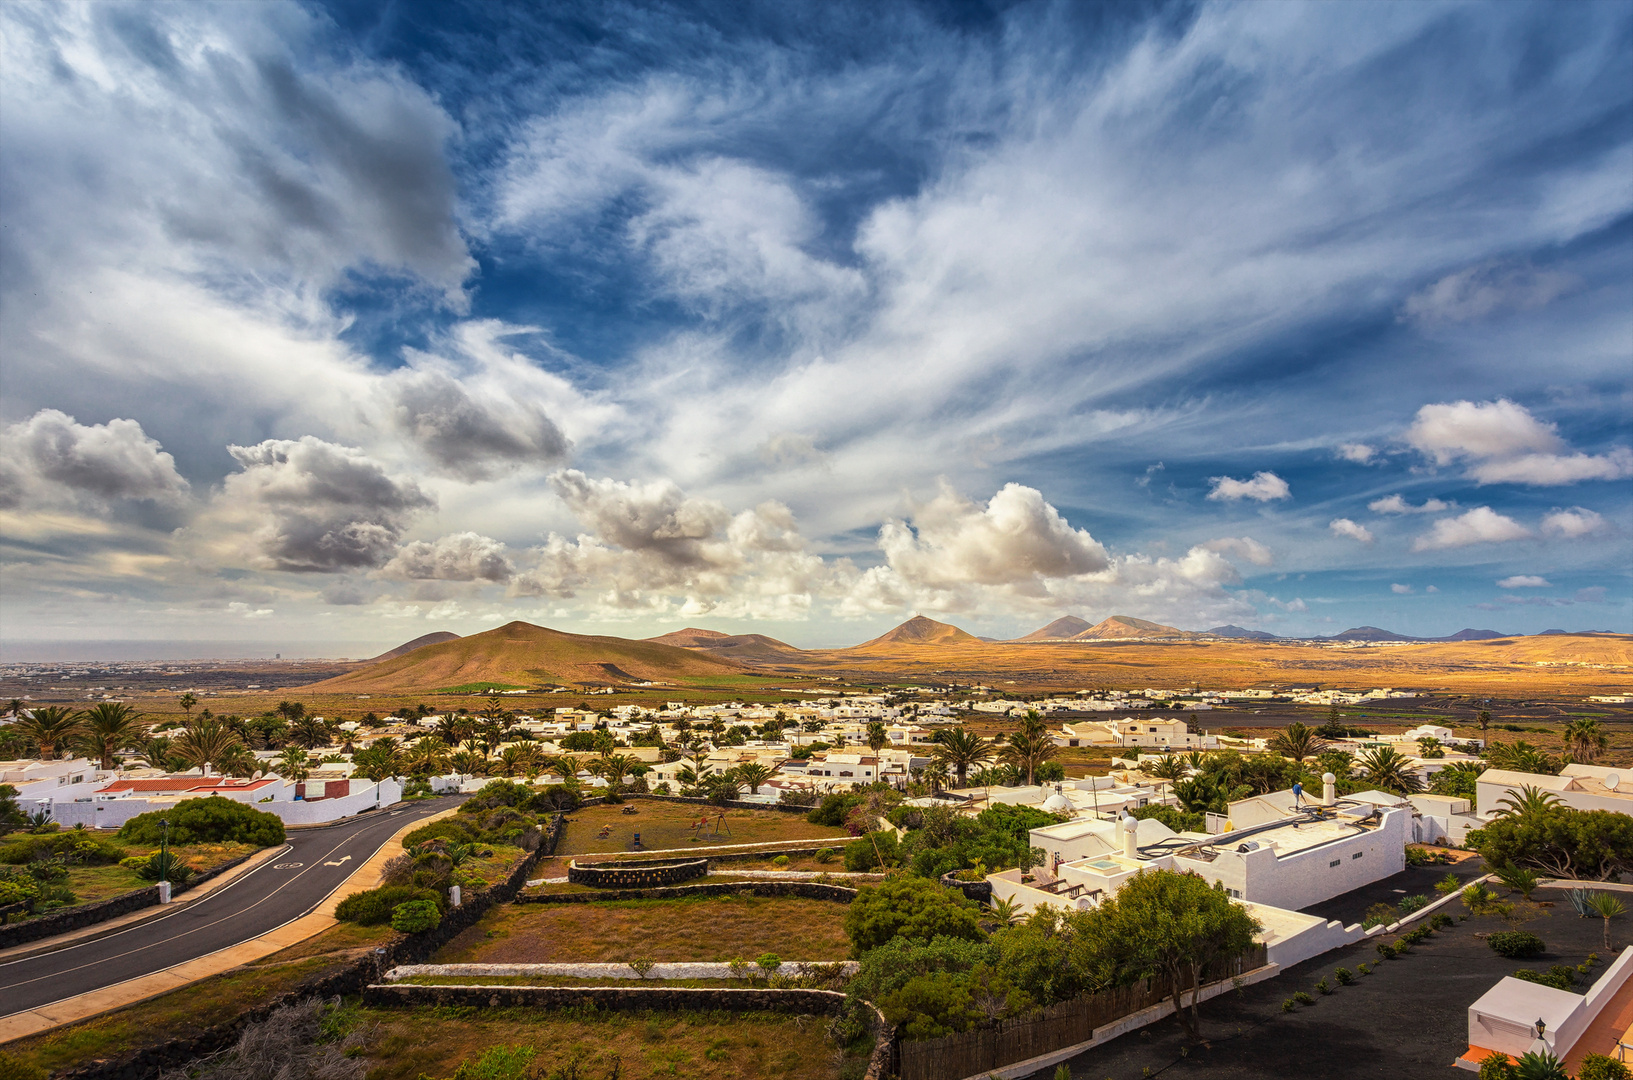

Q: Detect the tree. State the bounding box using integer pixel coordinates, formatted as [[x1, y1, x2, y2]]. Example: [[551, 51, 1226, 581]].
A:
[[1469, 806, 1633, 881], [1429, 761, 1484, 801], [1564, 718, 1609, 763], [352, 740, 403, 783], [78, 702, 146, 769], [1495, 785, 1564, 820], [1476, 710, 1492, 738], [1000, 731, 1057, 788], [12, 706, 85, 761], [216, 743, 258, 778], [1086, 869, 1261, 1040], [1586, 892, 1626, 951], [274, 700, 306, 723], [177, 692, 198, 720], [1144, 755, 1189, 782], [590, 753, 639, 796], [1315, 749, 1356, 781], [1355, 746, 1423, 795], [1268, 722, 1326, 763], [1486, 740, 1562, 775], [276, 746, 311, 785], [932, 728, 991, 787], [844, 875, 987, 954], [171, 716, 246, 776], [866, 721, 889, 756], [404, 737, 450, 779], [733, 761, 777, 794], [287, 715, 332, 750]]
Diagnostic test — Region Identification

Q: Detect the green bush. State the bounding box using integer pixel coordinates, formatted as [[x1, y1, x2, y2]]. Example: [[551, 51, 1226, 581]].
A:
[[1129, 805, 1207, 834], [459, 780, 530, 812], [1430, 913, 1454, 930], [134, 852, 194, 885], [1479, 1049, 1514, 1080], [1578, 1053, 1633, 1080], [1397, 894, 1430, 915], [807, 792, 865, 828], [1512, 966, 1576, 991], [390, 898, 442, 933], [118, 796, 285, 848], [0, 831, 127, 865], [1334, 967, 1354, 985], [0, 1051, 49, 1080], [814, 847, 835, 864], [447, 1044, 536, 1080], [844, 875, 986, 954], [1488, 931, 1546, 959], [844, 831, 903, 873], [334, 885, 441, 926], [1292, 991, 1314, 1006], [403, 819, 477, 850], [771, 855, 790, 868]]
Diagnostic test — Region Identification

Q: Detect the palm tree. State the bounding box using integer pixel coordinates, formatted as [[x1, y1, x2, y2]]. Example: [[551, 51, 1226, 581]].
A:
[[287, 715, 332, 750], [1269, 722, 1327, 763], [405, 737, 449, 778], [1144, 755, 1189, 782], [1476, 710, 1492, 738], [1000, 730, 1058, 787], [1315, 749, 1356, 780], [171, 717, 246, 776], [78, 702, 146, 769], [592, 753, 639, 796], [985, 896, 1023, 928], [865, 721, 889, 756], [215, 744, 258, 778], [733, 761, 777, 795], [1564, 718, 1609, 763], [1485, 740, 1562, 775], [12, 706, 85, 760], [274, 700, 306, 723], [177, 692, 198, 721], [543, 753, 581, 785], [1587, 892, 1626, 950], [1355, 746, 1423, 795], [276, 746, 311, 785], [352, 739, 403, 783], [932, 728, 991, 787], [1495, 784, 1563, 820], [449, 749, 488, 779]]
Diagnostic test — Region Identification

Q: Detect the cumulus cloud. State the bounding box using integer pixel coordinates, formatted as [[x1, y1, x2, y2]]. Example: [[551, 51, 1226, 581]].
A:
[[1541, 507, 1607, 539], [227, 601, 274, 619], [1405, 400, 1633, 486], [381, 532, 514, 582], [1391, 583, 1413, 594], [1401, 262, 1573, 325], [1329, 518, 1374, 544], [1369, 495, 1453, 515], [0, 410, 189, 510], [1206, 472, 1291, 503], [388, 367, 570, 481], [1497, 575, 1551, 588], [1411, 507, 1532, 551], [219, 437, 433, 572], [1204, 537, 1274, 566], [876, 483, 1110, 593], [1336, 443, 1376, 464]]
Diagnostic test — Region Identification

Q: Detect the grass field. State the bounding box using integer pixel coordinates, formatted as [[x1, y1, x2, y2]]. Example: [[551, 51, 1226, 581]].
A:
[[360, 1005, 858, 1080], [556, 803, 848, 857], [434, 894, 852, 964], [6, 841, 258, 924]]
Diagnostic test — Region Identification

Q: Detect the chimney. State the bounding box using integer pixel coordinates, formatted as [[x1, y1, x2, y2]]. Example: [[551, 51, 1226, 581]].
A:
[[1323, 772, 1336, 807], [1122, 815, 1138, 859]]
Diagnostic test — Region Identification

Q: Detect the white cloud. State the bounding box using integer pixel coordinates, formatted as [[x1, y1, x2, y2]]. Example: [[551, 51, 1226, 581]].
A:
[[381, 533, 514, 582], [1368, 494, 1453, 515], [1202, 537, 1274, 566], [1426, 585, 1440, 593], [1411, 507, 1532, 551], [1401, 262, 1573, 325], [1206, 472, 1291, 502], [1336, 443, 1376, 464], [0, 410, 189, 511], [1405, 400, 1633, 486], [1391, 583, 1413, 594], [1541, 507, 1607, 539], [213, 437, 434, 572], [1328, 518, 1374, 544], [1497, 575, 1551, 588], [227, 601, 274, 619]]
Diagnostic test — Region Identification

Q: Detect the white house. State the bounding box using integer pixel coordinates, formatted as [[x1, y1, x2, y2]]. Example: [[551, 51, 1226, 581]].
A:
[[1462, 948, 1633, 1069], [1477, 763, 1633, 818]]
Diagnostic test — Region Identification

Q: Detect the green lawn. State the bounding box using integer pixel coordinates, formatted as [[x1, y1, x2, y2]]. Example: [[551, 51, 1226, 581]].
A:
[[557, 803, 847, 857]]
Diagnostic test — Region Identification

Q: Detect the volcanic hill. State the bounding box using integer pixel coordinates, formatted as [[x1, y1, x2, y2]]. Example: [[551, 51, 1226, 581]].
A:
[[1071, 615, 1200, 640], [644, 627, 805, 663], [1015, 616, 1093, 640], [307, 621, 745, 693], [852, 615, 979, 649], [366, 631, 461, 663]]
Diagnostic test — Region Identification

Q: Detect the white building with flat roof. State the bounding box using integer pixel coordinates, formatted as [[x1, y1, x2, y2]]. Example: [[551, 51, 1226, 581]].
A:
[[1476, 762, 1633, 818]]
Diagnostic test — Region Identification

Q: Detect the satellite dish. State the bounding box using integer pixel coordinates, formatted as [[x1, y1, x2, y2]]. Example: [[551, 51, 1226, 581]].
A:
[[1606, 773, 1620, 791]]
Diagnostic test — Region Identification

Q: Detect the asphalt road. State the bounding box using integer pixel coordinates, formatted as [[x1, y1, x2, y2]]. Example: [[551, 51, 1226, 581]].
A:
[[0, 795, 463, 1017]]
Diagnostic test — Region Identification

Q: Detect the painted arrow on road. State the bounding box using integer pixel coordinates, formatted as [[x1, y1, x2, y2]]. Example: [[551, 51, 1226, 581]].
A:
[[322, 855, 353, 867]]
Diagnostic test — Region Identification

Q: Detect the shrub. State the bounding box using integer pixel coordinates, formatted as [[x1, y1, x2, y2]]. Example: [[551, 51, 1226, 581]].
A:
[[1435, 873, 1463, 895], [134, 852, 194, 885], [1314, 978, 1331, 995], [1377, 941, 1399, 960], [118, 796, 285, 848], [402, 820, 477, 850], [1357, 962, 1371, 975], [390, 898, 442, 933], [1578, 1053, 1633, 1080], [807, 792, 863, 827], [1334, 967, 1355, 985], [334, 885, 441, 926], [1397, 894, 1430, 915], [0, 831, 126, 865], [1488, 931, 1546, 959], [755, 953, 782, 977], [771, 855, 790, 868], [447, 1044, 535, 1080], [1512, 966, 1575, 991], [814, 847, 835, 864], [844, 875, 985, 954], [1430, 913, 1454, 930], [1129, 805, 1207, 834], [1281, 998, 1297, 1013], [628, 958, 655, 979], [1512, 1050, 1568, 1080], [844, 831, 903, 873], [1479, 1050, 1515, 1080], [1361, 902, 1398, 929], [1291, 991, 1314, 1006]]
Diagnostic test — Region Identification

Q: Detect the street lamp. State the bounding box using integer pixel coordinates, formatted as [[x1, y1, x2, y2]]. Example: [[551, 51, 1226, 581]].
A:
[[159, 818, 170, 884]]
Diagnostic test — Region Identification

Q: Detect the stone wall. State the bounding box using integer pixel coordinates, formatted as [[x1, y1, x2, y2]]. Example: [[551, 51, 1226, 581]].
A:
[[520, 879, 858, 905], [363, 982, 848, 1014], [566, 857, 707, 888], [630, 792, 813, 815], [0, 848, 258, 951], [939, 870, 992, 905]]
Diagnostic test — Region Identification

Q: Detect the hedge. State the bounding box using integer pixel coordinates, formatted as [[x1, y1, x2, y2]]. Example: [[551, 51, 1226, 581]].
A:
[[334, 885, 443, 926], [118, 796, 286, 848]]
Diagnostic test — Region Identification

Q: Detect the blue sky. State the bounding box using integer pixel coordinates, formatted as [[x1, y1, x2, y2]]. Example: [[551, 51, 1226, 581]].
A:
[[0, 0, 1628, 654]]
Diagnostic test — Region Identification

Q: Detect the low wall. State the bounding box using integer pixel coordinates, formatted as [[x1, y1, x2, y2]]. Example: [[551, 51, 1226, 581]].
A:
[[940, 871, 992, 905], [566, 858, 707, 888], [0, 849, 259, 951], [363, 982, 847, 1013], [520, 880, 858, 904], [630, 792, 814, 815]]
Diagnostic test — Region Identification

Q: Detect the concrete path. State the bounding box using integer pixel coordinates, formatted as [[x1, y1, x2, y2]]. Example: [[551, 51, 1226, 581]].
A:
[[0, 799, 460, 1043]]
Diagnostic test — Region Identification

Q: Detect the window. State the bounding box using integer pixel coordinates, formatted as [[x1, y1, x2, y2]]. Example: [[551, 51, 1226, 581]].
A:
[[1352, 852, 1363, 860], [1329, 859, 1341, 868]]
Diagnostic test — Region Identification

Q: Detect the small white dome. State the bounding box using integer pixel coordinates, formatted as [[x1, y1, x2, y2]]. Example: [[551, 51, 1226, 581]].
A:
[[1043, 792, 1072, 813], [1322, 772, 1336, 784]]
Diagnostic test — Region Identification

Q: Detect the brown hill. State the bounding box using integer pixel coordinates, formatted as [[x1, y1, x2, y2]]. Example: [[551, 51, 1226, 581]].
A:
[[644, 627, 805, 664], [852, 616, 979, 649], [366, 631, 461, 663], [306, 621, 745, 693], [1015, 616, 1092, 641], [1072, 616, 1201, 640]]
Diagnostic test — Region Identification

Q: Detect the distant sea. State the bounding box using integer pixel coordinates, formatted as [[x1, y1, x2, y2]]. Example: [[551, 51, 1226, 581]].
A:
[[0, 640, 382, 663]]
